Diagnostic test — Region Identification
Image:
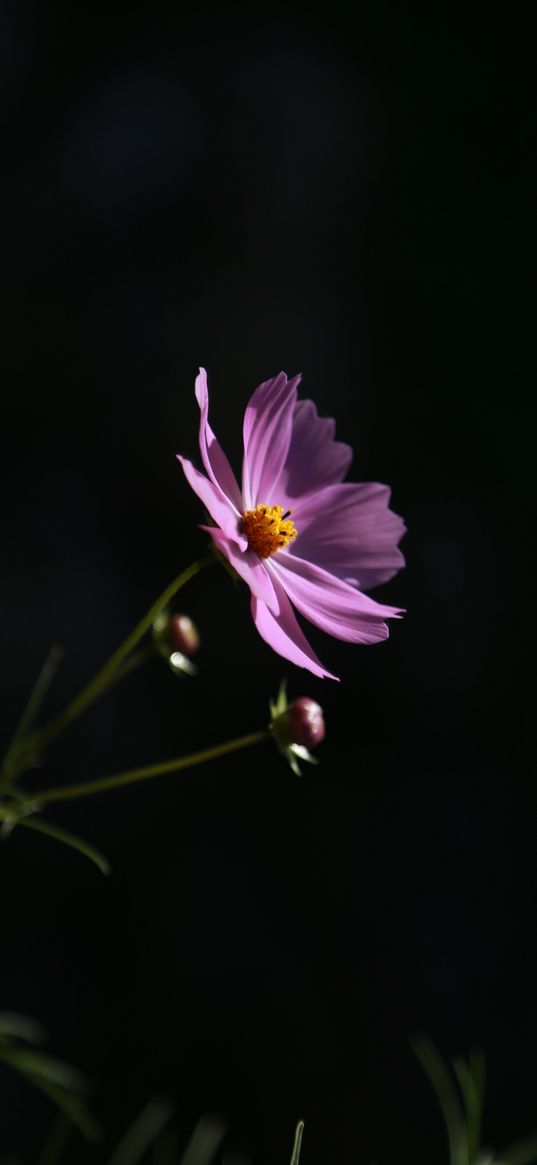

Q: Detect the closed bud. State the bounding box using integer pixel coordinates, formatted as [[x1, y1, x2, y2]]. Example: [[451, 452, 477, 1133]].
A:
[[152, 610, 200, 676], [167, 614, 200, 656], [282, 697, 325, 749], [269, 683, 325, 776]]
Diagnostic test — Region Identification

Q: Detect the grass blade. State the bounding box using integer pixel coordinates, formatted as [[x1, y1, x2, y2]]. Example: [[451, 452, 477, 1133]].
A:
[[13, 814, 111, 875], [179, 1114, 227, 1165], [37, 1114, 73, 1165], [0, 1046, 99, 1142], [452, 1055, 483, 1162], [0, 1013, 45, 1044], [0, 1043, 85, 1091], [289, 1122, 304, 1165], [500, 1132, 537, 1165], [108, 1098, 175, 1165], [413, 1037, 468, 1165], [1, 646, 63, 779]]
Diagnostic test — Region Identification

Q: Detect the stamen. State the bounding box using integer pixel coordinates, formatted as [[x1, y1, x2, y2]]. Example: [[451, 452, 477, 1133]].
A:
[[242, 504, 298, 559]]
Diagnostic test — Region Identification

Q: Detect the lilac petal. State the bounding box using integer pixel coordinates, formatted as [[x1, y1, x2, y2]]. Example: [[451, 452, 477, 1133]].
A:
[[290, 481, 406, 589], [270, 553, 403, 645], [242, 373, 301, 509], [251, 571, 338, 680], [273, 398, 353, 506], [195, 368, 243, 512], [177, 456, 247, 547], [200, 525, 278, 612]]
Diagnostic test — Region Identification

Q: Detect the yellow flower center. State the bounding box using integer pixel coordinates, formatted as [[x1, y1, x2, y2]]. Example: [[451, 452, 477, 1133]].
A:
[[242, 504, 297, 559]]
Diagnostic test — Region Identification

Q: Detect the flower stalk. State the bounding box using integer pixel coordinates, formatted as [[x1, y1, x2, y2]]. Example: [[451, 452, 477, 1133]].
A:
[[0, 554, 214, 789], [10, 731, 270, 810]]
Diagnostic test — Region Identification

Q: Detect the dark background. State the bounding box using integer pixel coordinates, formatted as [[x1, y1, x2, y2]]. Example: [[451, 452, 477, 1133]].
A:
[[1, 1, 535, 1161]]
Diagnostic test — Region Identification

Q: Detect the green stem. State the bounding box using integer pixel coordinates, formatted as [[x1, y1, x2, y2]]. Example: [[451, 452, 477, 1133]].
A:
[[290, 1122, 305, 1165], [9, 816, 111, 876], [98, 644, 157, 693], [1, 647, 63, 780], [3, 554, 213, 784], [7, 645, 64, 750], [20, 731, 270, 807]]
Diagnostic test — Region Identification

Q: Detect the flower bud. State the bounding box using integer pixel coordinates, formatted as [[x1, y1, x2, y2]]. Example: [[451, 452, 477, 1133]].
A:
[[281, 697, 325, 748], [152, 610, 200, 676], [269, 682, 325, 776], [167, 614, 200, 656]]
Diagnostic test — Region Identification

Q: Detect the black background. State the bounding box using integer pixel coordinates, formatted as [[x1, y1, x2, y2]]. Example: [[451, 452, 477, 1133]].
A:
[[1, 1, 535, 1161]]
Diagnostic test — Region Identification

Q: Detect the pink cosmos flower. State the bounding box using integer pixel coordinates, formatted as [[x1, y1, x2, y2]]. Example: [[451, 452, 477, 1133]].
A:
[[178, 369, 405, 680]]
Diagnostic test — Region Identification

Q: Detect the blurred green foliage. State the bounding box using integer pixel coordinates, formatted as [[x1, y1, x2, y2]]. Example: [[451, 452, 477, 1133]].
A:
[[0, 1012, 100, 1145], [413, 1038, 537, 1165]]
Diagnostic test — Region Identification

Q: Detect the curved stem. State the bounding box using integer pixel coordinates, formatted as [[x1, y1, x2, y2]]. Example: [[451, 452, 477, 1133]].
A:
[[4, 646, 63, 757], [21, 731, 271, 807], [1, 553, 214, 785], [97, 644, 157, 693], [10, 815, 111, 876]]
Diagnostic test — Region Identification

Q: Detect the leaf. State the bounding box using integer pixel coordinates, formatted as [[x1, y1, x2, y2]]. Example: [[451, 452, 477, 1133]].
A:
[[179, 1114, 227, 1165], [37, 1114, 73, 1165], [13, 814, 111, 875], [0, 1045, 99, 1142], [0, 1012, 45, 1044], [452, 1054, 483, 1162], [269, 680, 288, 722], [412, 1037, 469, 1165], [29, 1077, 101, 1143], [1, 645, 63, 779], [0, 1043, 85, 1091], [289, 1122, 304, 1165], [499, 1132, 537, 1165], [108, 1098, 175, 1165], [168, 651, 197, 677], [152, 1127, 179, 1165]]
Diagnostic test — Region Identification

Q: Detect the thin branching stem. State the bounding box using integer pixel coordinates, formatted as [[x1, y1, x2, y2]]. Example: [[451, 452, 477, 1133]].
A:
[[18, 731, 271, 808], [0, 553, 214, 788]]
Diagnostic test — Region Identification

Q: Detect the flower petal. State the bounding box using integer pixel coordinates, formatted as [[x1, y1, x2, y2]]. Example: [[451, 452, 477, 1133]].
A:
[[200, 525, 278, 612], [251, 570, 338, 680], [177, 456, 247, 546], [290, 481, 406, 589], [273, 398, 353, 505], [270, 553, 403, 644], [195, 368, 243, 512], [242, 373, 300, 509]]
